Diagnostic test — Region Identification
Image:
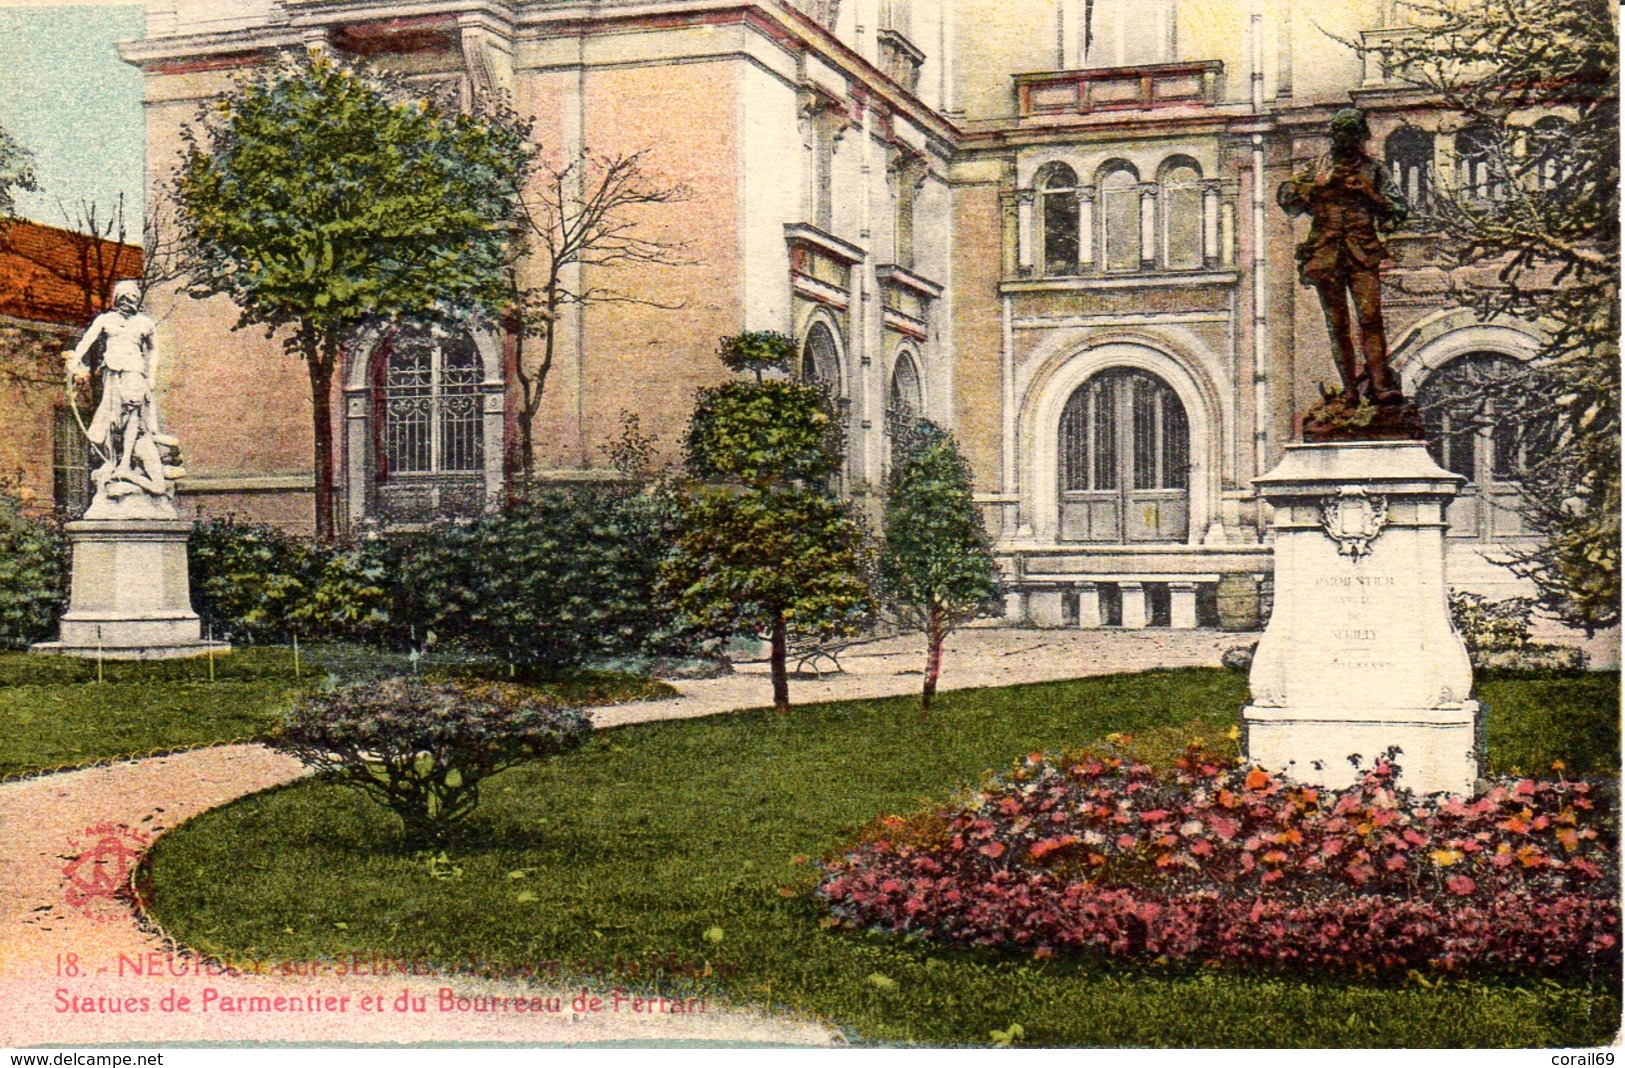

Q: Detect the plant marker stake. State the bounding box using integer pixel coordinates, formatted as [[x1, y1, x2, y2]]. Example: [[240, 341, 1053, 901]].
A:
[[96, 625, 104, 684], [208, 623, 215, 682], [293, 631, 301, 678]]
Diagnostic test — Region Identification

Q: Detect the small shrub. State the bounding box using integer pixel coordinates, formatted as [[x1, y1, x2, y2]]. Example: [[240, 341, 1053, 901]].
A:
[[189, 517, 397, 644], [819, 748, 1619, 975], [189, 517, 318, 643], [274, 676, 591, 848], [1450, 591, 1535, 655], [0, 493, 66, 649], [1477, 645, 1590, 673]]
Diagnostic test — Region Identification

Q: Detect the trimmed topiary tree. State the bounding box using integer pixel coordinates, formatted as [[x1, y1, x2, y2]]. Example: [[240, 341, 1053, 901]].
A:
[[274, 676, 590, 849], [662, 357, 873, 714], [879, 420, 1000, 715]]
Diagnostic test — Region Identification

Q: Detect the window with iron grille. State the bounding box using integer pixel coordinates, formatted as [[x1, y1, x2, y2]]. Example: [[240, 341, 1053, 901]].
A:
[[52, 405, 93, 519], [382, 325, 484, 478]]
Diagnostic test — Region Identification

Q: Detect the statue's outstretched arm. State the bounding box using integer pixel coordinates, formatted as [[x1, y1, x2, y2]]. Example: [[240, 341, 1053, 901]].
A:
[[65, 316, 107, 379]]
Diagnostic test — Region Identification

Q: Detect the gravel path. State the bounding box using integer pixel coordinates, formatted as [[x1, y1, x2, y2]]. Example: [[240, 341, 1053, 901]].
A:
[[1, 627, 1231, 1047]]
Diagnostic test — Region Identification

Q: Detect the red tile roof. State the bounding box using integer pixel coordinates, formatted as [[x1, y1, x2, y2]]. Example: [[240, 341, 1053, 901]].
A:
[[0, 219, 144, 327]]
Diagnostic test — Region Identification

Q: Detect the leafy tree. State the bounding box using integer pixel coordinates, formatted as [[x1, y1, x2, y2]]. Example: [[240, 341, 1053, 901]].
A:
[[174, 53, 531, 538], [661, 367, 872, 714], [0, 122, 36, 219], [879, 420, 999, 716], [715, 331, 793, 382], [1367, 0, 1619, 631], [507, 149, 689, 486]]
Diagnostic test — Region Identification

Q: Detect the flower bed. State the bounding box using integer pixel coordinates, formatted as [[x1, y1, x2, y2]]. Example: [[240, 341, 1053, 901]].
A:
[[817, 746, 1619, 974]]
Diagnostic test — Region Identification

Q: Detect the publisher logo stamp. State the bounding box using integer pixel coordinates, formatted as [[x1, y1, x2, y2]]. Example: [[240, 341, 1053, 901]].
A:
[[61, 822, 151, 921]]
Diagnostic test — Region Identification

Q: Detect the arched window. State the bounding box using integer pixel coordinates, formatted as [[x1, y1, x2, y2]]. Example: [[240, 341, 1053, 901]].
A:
[[1456, 123, 1503, 202], [1098, 164, 1141, 273], [889, 350, 923, 421], [1159, 159, 1203, 271], [1058, 367, 1188, 543], [801, 320, 842, 389], [1416, 352, 1538, 540], [1037, 162, 1080, 275], [380, 324, 484, 477], [1385, 125, 1433, 209], [1528, 116, 1573, 192]]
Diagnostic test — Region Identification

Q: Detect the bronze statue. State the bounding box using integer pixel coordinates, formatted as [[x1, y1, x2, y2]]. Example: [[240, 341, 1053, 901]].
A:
[[1279, 109, 1409, 407]]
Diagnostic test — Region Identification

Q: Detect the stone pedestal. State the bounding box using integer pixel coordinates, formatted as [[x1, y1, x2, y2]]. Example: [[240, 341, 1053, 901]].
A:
[[1120, 582, 1148, 629], [1242, 442, 1479, 796], [31, 520, 228, 660], [1077, 582, 1103, 628]]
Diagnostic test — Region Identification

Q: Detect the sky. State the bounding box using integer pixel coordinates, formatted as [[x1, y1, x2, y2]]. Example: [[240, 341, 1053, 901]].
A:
[[0, 4, 145, 232]]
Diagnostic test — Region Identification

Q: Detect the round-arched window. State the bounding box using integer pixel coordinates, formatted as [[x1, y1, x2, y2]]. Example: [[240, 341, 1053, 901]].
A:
[[1036, 162, 1080, 276], [1416, 352, 1539, 539], [379, 323, 484, 477], [1385, 125, 1434, 209], [801, 320, 842, 389], [1159, 159, 1203, 271], [1098, 165, 1141, 273]]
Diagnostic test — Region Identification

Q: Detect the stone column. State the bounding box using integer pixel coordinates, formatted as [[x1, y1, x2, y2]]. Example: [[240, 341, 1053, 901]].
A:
[[1201, 180, 1221, 266], [1138, 184, 1158, 268], [1016, 189, 1035, 273], [1243, 442, 1479, 796], [1120, 582, 1149, 629], [1077, 187, 1095, 270], [1170, 581, 1199, 629], [1077, 582, 1103, 628]]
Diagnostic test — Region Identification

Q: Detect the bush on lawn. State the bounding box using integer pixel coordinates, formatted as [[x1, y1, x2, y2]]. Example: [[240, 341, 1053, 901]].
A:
[[274, 676, 591, 848], [0, 493, 66, 649], [189, 516, 395, 644], [1449, 590, 1589, 673], [399, 486, 705, 673], [818, 746, 1619, 975]]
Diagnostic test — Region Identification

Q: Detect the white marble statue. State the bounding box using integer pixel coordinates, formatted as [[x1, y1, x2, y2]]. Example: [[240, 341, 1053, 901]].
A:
[[64, 280, 185, 517]]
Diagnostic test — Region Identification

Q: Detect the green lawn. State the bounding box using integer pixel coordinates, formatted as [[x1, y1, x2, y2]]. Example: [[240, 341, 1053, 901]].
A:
[[140, 669, 1621, 1047], [0, 647, 675, 779]]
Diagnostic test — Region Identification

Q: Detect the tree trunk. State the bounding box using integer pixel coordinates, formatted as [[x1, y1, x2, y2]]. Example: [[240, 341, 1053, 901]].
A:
[[769, 613, 791, 715], [922, 604, 944, 719], [306, 327, 339, 542]]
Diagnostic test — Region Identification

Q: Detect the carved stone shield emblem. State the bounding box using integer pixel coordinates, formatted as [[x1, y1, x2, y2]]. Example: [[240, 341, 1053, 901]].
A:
[[1319, 487, 1389, 560]]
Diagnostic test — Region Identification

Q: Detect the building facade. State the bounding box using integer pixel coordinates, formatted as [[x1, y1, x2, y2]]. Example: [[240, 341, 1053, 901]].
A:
[[113, 0, 1562, 626]]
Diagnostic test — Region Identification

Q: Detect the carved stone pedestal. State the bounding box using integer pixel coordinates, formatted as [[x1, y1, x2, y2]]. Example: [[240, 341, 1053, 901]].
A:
[[30, 520, 228, 660], [1242, 442, 1480, 796]]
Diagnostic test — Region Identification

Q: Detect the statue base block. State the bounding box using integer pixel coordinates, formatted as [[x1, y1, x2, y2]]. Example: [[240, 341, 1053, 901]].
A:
[[29, 519, 230, 661], [1243, 441, 1480, 797], [1242, 702, 1481, 797]]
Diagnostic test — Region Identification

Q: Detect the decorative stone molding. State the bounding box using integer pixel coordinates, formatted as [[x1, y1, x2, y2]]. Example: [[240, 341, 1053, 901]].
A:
[[1318, 487, 1390, 560]]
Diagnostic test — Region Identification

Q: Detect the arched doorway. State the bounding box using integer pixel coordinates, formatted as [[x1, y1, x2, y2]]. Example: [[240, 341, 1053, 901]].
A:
[[1057, 367, 1189, 542]]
